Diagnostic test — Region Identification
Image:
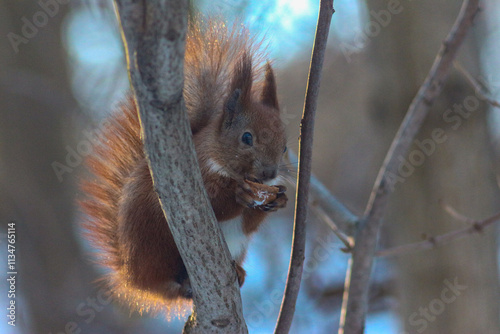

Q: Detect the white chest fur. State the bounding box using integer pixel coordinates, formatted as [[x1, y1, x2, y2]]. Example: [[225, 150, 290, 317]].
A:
[[220, 216, 249, 261]]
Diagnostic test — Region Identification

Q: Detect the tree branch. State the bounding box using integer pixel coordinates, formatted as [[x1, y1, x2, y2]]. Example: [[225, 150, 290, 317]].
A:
[[288, 150, 359, 236], [339, 1, 481, 333], [311, 204, 354, 251], [376, 209, 500, 258], [113, 1, 247, 333], [454, 61, 500, 108], [274, 1, 335, 333], [309, 174, 359, 236]]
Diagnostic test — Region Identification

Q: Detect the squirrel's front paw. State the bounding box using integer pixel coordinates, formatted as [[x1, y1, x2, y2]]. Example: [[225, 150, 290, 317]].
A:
[[235, 182, 258, 208], [236, 181, 288, 211]]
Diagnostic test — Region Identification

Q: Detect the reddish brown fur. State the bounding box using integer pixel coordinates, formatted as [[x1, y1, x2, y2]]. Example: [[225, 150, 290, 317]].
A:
[[80, 17, 287, 315]]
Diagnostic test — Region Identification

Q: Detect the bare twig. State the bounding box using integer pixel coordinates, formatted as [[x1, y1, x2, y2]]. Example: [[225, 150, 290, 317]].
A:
[[114, 1, 247, 333], [376, 210, 500, 257], [311, 204, 354, 251], [310, 175, 359, 235], [274, 1, 335, 333], [339, 1, 480, 333], [288, 150, 359, 236], [454, 61, 500, 108], [441, 201, 476, 224]]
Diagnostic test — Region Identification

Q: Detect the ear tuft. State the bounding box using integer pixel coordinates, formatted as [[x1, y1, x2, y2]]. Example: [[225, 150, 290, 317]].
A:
[[230, 52, 253, 107], [223, 89, 241, 129], [261, 62, 279, 110]]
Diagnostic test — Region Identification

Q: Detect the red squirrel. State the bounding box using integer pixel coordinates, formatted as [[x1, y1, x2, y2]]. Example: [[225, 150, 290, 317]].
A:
[[80, 18, 288, 314]]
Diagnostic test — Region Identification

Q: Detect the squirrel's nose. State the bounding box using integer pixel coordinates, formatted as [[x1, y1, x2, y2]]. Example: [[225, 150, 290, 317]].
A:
[[262, 167, 278, 181]]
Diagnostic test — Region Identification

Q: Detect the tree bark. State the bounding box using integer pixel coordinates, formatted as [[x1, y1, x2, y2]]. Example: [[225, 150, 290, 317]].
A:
[[113, 1, 247, 332]]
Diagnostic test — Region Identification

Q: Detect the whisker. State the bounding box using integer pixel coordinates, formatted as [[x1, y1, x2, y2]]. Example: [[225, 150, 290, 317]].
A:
[[278, 172, 297, 186]]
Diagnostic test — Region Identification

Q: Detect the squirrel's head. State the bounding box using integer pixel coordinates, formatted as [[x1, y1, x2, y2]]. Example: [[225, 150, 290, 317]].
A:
[[216, 53, 287, 183]]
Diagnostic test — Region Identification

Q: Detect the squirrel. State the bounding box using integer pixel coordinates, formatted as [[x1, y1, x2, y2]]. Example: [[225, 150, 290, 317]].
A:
[[80, 18, 288, 315]]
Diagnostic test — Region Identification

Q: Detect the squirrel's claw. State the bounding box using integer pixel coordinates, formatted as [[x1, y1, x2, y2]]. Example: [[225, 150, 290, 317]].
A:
[[276, 185, 287, 194], [234, 260, 246, 287]]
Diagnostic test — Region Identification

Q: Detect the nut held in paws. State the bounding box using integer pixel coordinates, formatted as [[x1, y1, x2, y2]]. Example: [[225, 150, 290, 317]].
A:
[[244, 179, 279, 206]]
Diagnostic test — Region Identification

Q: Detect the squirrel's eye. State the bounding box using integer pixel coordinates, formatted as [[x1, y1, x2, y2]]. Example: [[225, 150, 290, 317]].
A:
[[283, 146, 287, 153], [242, 132, 253, 146]]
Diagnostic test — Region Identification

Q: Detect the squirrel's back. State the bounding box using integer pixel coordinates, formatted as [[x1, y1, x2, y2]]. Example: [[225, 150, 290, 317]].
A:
[[80, 17, 274, 315]]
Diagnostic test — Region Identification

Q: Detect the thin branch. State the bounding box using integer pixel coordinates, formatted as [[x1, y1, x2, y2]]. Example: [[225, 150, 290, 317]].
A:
[[309, 175, 359, 235], [311, 204, 354, 251], [288, 150, 359, 236], [376, 210, 500, 258], [441, 201, 476, 224], [454, 61, 500, 108], [114, 1, 247, 333], [274, 1, 335, 333], [339, 1, 481, 333]]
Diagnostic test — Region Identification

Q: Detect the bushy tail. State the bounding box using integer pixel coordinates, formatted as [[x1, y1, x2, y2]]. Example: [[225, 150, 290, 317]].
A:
[[80, 96, 142, 274], [80, 97, 192, 316]]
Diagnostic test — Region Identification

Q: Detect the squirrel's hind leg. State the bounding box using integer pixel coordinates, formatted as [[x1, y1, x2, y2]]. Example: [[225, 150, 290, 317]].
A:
[[175, 266, 193, 299]]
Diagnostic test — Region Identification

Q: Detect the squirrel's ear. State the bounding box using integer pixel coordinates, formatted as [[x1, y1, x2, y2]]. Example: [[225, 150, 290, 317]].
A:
[[261, 62, 279, 110], [223, 89, 241, 129], [230, 52, 253, 107]]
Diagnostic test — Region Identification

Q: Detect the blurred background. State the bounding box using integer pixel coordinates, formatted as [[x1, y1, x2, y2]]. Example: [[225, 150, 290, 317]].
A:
[[1, 0, 500, 333]]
